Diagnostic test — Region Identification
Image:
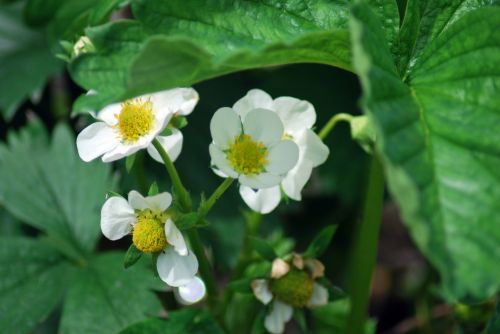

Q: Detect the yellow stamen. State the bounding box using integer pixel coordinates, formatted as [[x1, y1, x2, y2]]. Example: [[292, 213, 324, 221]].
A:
[[116, 98, 154, 143], [227, 134, 268, 175], [132, 210, 168, 253]]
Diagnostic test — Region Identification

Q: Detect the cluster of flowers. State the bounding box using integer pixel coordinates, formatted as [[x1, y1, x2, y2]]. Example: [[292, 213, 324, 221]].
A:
[[76, 87, 329, 327]]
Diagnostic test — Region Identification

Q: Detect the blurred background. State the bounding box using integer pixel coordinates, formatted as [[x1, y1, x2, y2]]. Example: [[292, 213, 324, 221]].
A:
[[0, 1, 497, 333]]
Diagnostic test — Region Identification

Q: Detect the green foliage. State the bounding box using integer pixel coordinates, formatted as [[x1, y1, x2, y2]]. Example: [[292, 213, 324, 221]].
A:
[[312, 299, 375, 334], [0, 237, 71, 333], [60, 252, 162, 334], [303, 225, 337, 258], [0, 2, 61, 119], [486, 301, 500, 334], [119, 309, 223, 334], [69, 0, 354, 112], [250, 237, 278, 262], [351, 2, 500, 301], [0, 122, 112, 257]]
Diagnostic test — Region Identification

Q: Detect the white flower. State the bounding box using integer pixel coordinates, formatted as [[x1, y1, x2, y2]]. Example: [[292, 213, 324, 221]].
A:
[[100, 190, 198, 287], [234, 89, 329, 214], [209, 107, 299, 189], [77, 88, 198, 163], [252, 258, 329, 334], [174, 276, 207, 305]]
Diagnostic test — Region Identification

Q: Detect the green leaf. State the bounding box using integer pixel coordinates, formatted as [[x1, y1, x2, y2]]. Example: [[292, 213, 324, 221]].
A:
[[303, 225, 337, 258], [119, 309, 224, 334], [293, 309, 307, 332], [175, 212, 201, 230], [0, 2, 61, 119], [227, 278, 253, 294], [486, 301, 500, 334], [397, 0, 498, 76], [69, 0, 353, 111], [124, 244, 142, 269], [351, 3, 500, 301], [0, 123, 112, 257], [126, 154, 136, 173], [60, 252, 162, 334], [0, 237, 72, 334], [250, 237, 278, 262], [311, 299, 375, 334]]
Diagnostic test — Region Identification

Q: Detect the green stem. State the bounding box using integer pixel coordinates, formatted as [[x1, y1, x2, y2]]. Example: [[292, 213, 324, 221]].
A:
[[134, 151, 148, 194], [218, 211, 262, 321], [152, 138, 191, 211], [347, 155, 384, 334], [319, 113, 353, 140], [198, 178, 234, 218], [152, 138, 223, 310]]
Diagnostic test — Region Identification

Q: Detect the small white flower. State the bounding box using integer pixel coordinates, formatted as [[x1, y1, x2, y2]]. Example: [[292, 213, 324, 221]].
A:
[[77, 88, 198, 163], [252, 258, 329, 334], [209, 107, 299, 189], [234, 89, 329, 214], [100, 190, 198, 287]]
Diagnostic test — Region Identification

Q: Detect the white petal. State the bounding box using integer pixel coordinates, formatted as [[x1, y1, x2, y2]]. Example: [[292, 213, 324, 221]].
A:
[[176, 276, 206, 304], [147, 129, 183, 163], [165, 219, 188, 256], [266, 140, 299, 175], [127, 190, 148, 211], [232, 89, 273, 120], [76, 122, 118, 162], [101, 142, 143, 162], [156, 247, 198, 287], [96, 102, 121, 126], [146, 192, 172, 212], [281, 159, 313, 201], [297, 129, 329, 167], [239, 186, 281, 214], [273, 97, 316, 134], [100, 196, 135, 240], [149, 88, 199, 116], [210, 107, 242, 149], [243, 109, 284, 147], [209, 144, 238, 178], [264, 300, 293, 334], [239, 172, 282, 189], [251, 279, 273, 305], [308, 283, 329, 307]]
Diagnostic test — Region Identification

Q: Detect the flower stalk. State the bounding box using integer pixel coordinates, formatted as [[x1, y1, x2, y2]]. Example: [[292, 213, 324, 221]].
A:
[[318, 113, 353, 140]]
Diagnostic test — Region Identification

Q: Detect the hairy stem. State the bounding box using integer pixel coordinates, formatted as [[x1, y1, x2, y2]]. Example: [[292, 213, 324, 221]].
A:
[[347, 155, 384, 334]]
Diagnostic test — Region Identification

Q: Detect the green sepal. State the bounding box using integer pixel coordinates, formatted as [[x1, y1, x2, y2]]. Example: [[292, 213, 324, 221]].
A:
[[250, 237, 278, 262], [123, 244, 142, 269], [59, 40, 74, 53], [303, 225, 337, 258], [160, 127, 173, 137], [227, 278, 253, 294], [316, 277, 346, 301], [293, 309, 307, 332], [148, 182, 159, 196], [106, 190, 122, 198], [171, 116, 188, 129], [244, 261, 272, 280], [250, 308, 267, 334], [349, 115, 376, 153], [175, 212, 200, 230], [125, 154, 136, 173]]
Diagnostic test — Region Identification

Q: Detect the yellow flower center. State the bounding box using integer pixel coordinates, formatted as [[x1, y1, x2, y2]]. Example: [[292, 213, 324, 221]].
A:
[[269, 269, 314, 308], [116, 98, 154, 143], [227, 134, 268, 175], [132, 210, 168, 253]]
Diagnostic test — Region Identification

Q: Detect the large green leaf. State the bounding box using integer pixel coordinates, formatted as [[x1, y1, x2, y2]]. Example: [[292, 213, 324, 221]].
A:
[[0, 237, 71, 334], [311, 299, 375, 334], [351, 3, 500, 301], [69, 0, 353, 111], [119, 309, 224, 334], [397, 0, 498, 75], [0, 122, 112, 258], [60, 252, 163, 334], [0, 2, 61, 119]]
